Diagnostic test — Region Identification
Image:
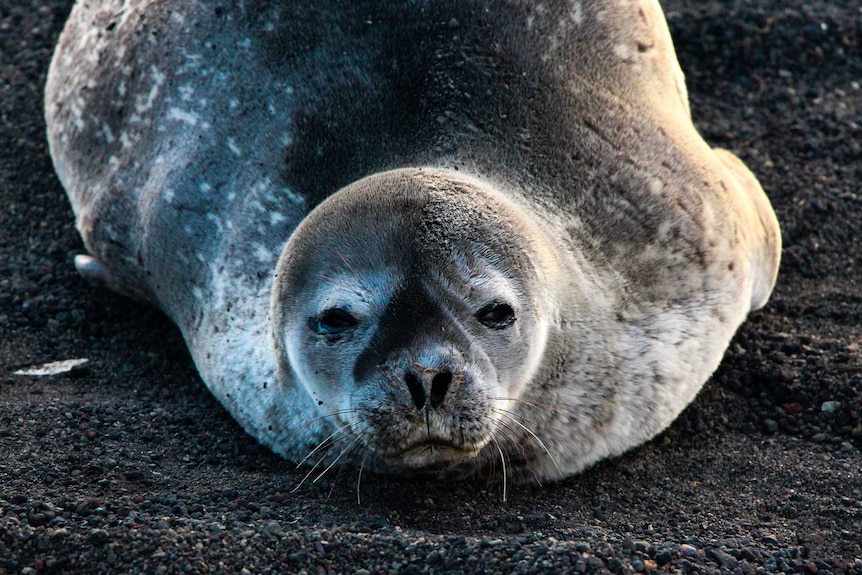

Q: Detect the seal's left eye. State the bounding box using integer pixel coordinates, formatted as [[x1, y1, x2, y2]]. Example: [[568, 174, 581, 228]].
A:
[[316, 308, 358, 335], [476, 302, 516, 330]]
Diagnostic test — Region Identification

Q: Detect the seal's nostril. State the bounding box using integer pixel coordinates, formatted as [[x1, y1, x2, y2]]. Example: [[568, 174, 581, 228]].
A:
[[405, 372, 425, 409], [429, 371, 452, 409]]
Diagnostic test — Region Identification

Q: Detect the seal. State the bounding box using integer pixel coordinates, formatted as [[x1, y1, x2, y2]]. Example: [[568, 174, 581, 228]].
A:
[[45, 0, 781, 483]]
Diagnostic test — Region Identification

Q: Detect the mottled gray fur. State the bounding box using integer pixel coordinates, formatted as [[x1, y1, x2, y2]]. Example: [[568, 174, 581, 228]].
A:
[[46, 0, 780, 482]]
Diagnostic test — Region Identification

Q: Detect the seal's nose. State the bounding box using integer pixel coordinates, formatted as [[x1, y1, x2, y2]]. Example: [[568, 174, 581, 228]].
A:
[[404, 368, 453, 410]]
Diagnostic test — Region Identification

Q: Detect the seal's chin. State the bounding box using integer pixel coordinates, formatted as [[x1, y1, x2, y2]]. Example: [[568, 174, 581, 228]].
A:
[[383, 441, 482, 471]]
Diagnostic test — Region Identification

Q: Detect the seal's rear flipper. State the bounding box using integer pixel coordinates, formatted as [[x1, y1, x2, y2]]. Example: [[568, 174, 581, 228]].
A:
[[74, 254, 112, 289], [713, 149, 782, 312]]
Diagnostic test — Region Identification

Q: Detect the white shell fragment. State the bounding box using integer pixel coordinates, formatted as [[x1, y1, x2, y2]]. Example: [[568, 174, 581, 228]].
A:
[[13, 358, 90, 377]]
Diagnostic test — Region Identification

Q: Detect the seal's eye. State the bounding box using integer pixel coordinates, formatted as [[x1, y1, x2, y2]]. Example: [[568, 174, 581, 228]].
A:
[[316, 308, 358, 335], [476, 302, 515, 330]]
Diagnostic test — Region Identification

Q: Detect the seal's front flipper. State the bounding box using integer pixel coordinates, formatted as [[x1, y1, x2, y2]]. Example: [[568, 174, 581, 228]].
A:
[[74, 254, 112, 289]]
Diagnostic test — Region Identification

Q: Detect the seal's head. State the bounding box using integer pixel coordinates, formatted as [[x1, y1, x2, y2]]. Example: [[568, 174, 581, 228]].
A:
[[272, 169, 559, 473]]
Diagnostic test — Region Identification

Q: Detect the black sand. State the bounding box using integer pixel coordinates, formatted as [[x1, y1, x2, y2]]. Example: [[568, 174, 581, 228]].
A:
[[2, 1, 861, 573]]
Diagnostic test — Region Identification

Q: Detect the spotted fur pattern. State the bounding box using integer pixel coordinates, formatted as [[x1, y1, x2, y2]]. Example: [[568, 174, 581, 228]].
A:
[[46, 0, 780, 482]]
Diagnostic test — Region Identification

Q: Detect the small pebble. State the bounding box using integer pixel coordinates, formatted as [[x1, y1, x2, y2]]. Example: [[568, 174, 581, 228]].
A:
[[88, 529, 109, 545], [263, 520, 282, 536], [656, 549, 673, 566], [821, 401, 841, 413], [679, 544, 699, 558]]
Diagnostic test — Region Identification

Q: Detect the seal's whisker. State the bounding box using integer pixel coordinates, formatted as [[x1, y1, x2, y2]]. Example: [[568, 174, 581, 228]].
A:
[[291, 450, 332, 494], [495, 432, 537, 485], [305, 408, 361, 425], [493, 408, 562, 480], [492, 396, 582, 418], [295, 426, 347, 468], [491, 418, 528, 458], [490, 419, 545, 485], [492, 406, 541, 427], [323, 422, 372, 499], [313, 431, 365, 484], [292, 420, 363, 493], [491, 396, 561, 412], [356, 447, 371, 506], [326, 464, 344, 500], [491, 438, 509, 503]]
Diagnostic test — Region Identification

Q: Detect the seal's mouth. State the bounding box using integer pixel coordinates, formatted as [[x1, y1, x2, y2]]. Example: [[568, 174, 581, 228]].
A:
[[384, 441, 481, 470]]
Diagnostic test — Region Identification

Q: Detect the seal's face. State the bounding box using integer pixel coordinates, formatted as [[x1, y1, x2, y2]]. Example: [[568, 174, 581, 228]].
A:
[[273, 170, 553, 472]]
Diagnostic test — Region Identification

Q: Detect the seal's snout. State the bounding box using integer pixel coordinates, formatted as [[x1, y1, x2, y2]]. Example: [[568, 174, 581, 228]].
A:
[[404, 368, 453, 410]]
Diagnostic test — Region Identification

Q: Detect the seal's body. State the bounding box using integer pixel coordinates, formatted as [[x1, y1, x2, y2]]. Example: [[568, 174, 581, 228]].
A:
[[46, 0, 780, 482]]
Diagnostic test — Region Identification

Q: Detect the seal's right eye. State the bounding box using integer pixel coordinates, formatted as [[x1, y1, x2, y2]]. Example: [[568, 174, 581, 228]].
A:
[[315, 308, 358, 336], [476, 301, 516, 330]]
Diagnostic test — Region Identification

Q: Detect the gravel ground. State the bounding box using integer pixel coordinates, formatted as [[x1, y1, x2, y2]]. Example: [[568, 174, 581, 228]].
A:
[[2, 0, 861, 573]]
